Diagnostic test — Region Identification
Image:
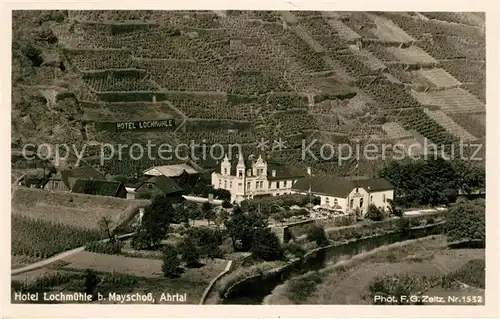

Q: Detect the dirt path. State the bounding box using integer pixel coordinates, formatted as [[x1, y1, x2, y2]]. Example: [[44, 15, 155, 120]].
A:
[[11, 233, 135, 276]]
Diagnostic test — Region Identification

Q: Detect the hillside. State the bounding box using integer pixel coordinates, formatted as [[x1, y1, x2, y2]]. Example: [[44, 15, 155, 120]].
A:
[[11, 10, 486, 177]]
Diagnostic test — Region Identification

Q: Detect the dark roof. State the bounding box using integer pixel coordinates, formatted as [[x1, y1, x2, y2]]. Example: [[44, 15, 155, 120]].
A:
[[266, 163, 305, 180], [356, 178, 395, 192], [136, 175, 183, 195], [292, 177, 394, 197], [61, 166, 106, 189], [71, 179, 124, 197]]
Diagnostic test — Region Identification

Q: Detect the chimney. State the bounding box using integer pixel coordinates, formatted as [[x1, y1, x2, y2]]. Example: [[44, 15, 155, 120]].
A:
[[272, 170, 276, 177]]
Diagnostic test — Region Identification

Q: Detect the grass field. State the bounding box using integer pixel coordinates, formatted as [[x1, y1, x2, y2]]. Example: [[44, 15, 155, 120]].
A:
[[12, 187, 150, 230], [265, 236, 485, 305], [12, 251, 229, 304]]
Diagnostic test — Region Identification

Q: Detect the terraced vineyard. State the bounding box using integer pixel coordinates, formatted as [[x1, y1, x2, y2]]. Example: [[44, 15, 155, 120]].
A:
[[12, 10, 486, 177]]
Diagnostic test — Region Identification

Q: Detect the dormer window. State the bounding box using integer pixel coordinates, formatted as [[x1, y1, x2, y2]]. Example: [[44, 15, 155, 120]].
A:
[[238, 170, 243, 178], [224, 168, 228, 175]]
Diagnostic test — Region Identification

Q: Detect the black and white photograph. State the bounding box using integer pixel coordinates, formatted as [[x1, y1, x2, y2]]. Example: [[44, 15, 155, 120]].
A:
[[4, 4, 496, 316]]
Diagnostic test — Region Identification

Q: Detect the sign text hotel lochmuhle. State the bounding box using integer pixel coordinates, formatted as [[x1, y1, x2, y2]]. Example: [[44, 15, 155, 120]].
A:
[[114, 119, 175, 132]]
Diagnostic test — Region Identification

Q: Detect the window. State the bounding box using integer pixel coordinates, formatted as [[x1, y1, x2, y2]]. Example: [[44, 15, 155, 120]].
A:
[[238, 183, 242, 191], [325, 197, 330, 205], [257, 168, 263, 176], [54, 182, 59, 188], [283, 181, 287, 188], [350, 198, 354, 208], [371, 196, 373, 201], [334, 198, 338, 206], [260, 181, 263, 189], [269, 182, 272, 189], [224, 180, 227, 189], [356, 188, 358, 193], [360, 198, 364, 208], [382, 194, 386, 203], [277, 181, 280, 189], [224, 168, 228, 175], [247, 182, 251, 190], [230, 181, 232, 188]]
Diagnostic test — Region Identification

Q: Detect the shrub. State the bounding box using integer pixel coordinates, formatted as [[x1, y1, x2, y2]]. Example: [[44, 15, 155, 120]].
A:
[[440, 259, 485, 289], [84, 269, 99, 296], [445, 199, 485, 243], [365, 204, 386, 222], [85, 240, 123, 255], [185, 227, 223, 259], [101, 271, 138, 287], [162, 245, 180, 278], [283, 242, 306, 258], [306, 225, 329, 247], [286, 273, 322, 303], [250, 228, 285, 261], [222, 200, 232, 208], [368, 274, 433, 304], [179, 238, 200, 267]]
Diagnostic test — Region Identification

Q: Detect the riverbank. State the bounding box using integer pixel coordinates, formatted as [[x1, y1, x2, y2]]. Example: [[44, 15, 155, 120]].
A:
[[264, 235, 485, 305], [216, 221, 444, 304]]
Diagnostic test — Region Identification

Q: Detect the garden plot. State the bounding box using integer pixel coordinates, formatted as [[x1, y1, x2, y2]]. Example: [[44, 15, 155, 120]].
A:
[[385, 46, 437, 65], [62, 251, 164, 278], [416, 68, 461, 89], [382, 122, 414, 140], [411, 88, 485, 114], [423, 109, 477, 142], [365, 13, 414, 43]]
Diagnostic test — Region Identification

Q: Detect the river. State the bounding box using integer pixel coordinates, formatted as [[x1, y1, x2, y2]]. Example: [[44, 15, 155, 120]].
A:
[[222, 223, 444, 304]]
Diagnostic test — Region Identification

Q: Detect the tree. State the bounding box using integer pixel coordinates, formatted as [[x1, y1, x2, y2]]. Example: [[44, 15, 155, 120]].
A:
[[98, 217, 115, 242], [225, 210, 267, 251], [83, 269, 99, 298], [306, 225, 329, 247], [185, 227, 223, 259], [214, 207, 229, 232], [179, 238, 200, 267], [272, 211, 285, 226], [379, 157, 462, 207], [201, 202, 215, 226], [387, 199, 403, 217], [131, 196, 175, 250], [452, 161, 485, 195], [365, 204, 385, 221], [445, 199, 485, 243], [162, 245, 180, 278], [184, 201, 201, 226], [222, 200, 232, 209], [250, 228, 285, 261]]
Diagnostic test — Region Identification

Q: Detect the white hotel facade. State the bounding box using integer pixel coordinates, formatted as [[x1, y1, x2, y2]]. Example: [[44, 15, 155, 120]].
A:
[[211, 154, 304, 204], [211, 154, 395, 215]]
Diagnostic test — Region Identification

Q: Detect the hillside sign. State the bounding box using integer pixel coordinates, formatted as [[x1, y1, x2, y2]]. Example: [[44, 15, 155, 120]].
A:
[[115, 119, 175, 132]]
